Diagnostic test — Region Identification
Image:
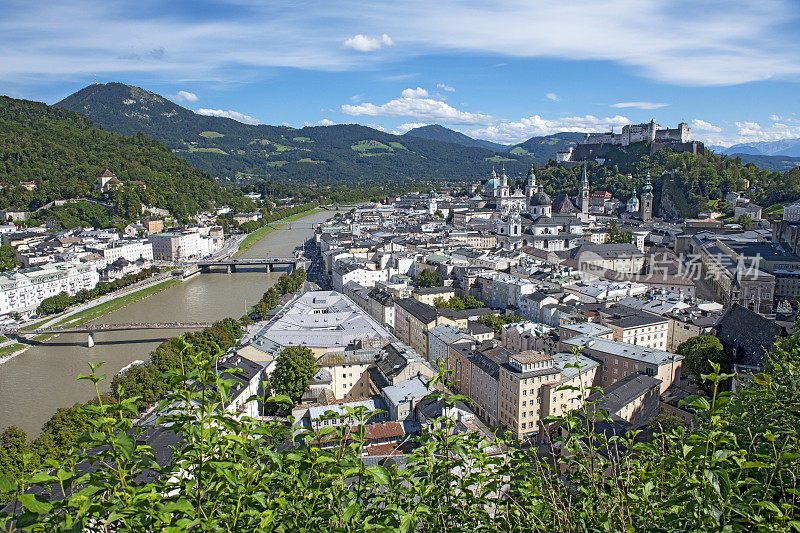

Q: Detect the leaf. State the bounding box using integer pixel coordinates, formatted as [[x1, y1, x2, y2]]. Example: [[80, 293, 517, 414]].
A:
[[0, 476, 15, 492], [18, 493, 53, 514], [365, 464, 390, 486], [399, 513, 416, 533], [343, 500, 360, 522]]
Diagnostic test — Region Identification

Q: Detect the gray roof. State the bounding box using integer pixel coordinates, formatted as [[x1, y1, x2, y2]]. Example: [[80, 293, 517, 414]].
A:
[[714, 304, 784, 368], [257, 291, 392, 350], [587, 373, 661, 415], [382, 376, 430, 407], [564, 336, 683, 366]]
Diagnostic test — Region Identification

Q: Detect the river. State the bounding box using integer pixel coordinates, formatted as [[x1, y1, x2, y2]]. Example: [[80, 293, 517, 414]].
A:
[[0, 210, 333, 435]]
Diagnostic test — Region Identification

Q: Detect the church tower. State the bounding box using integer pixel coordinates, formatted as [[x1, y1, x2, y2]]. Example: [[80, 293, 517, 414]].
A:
[[499, 165, 510, 198], [579, 162, 590, 215], [525, 165, 538, 201], [640, 172, 653, 221]]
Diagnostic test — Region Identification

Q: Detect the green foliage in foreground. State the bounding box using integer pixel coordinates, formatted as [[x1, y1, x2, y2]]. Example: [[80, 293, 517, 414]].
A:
[[0, 339, 797, 531]]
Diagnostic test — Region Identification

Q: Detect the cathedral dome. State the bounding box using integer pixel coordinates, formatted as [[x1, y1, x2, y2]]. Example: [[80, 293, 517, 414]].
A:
[[530, 191, 552, 206], [485, 178, 500, 189]]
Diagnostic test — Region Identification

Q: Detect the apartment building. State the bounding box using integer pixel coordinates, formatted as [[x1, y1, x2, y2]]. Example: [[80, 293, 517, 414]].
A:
[[498, 350, 599, 440], [0, 261, 99, 316], [393, 298, 459, 358], [603, 313, 670, 351], [149, 230, 202, 262], [469, 344, 511, 427]]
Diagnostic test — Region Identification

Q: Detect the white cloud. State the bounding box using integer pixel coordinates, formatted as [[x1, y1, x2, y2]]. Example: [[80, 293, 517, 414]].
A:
[[394, 122, 428, 133], [195, 108, 260, 125], [691, 119, 722, 132], [343, 33, 394, 52], [342, 89, 494, 125], [437, 83, 455, 92], [466, 115, 631, 144], [1, 0, 799, 88], [304, 118, 336, 126], [610, 101, 668, 110], [770, 114, 782, 121], [545, 93, 559, 101], [173, 90, 198, 103], [401, 87, 429, 98]]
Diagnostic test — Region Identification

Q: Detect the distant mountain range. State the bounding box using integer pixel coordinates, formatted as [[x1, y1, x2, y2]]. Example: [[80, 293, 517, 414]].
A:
[[723, 138, 800, 157], [54, 83, 599, 183], [54, 83, 798, 181]]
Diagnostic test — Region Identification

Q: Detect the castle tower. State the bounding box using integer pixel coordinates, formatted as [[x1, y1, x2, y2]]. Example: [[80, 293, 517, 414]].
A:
[[579, 162, 590, 215], [525, 165, 538, 200], [640, 172, 653, 221]]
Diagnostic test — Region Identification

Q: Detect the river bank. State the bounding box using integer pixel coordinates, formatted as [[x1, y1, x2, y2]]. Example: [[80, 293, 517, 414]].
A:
[[0, 209, 334, 435], [234, 207, 323, 257]]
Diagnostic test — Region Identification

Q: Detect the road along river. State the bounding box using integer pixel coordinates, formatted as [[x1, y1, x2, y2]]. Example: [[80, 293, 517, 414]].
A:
[[0, 210, 333, 435]]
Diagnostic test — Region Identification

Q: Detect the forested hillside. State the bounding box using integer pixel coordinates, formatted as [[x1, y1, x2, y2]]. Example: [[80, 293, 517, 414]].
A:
[[0, 96, 232, 219]]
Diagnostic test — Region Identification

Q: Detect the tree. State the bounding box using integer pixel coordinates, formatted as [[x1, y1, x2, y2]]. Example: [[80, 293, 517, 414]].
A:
[[607, 221, 633, 244], [462, 295, 484, 309], [434, 209, 444, 219], [676, 335, 729, 393], [416, 269, 443, 288], [737, 213, 754, 230], [270, 346, 317, 405], [433, 297, 448, 309], [0, 426, 30, 481], [477, 313, 524, 335], [0, 245, 18, 271]]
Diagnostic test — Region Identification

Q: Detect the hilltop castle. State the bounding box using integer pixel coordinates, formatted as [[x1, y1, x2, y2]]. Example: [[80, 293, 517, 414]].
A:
[[557, 120, 703, 164]]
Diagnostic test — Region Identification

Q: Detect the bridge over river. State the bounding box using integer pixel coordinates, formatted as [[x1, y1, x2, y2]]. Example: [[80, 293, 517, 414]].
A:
[[5, 322, 211, 347], [194, 257, 307, 273]]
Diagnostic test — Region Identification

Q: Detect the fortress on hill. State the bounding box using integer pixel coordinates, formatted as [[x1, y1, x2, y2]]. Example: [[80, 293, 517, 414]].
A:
[[557, 120, 704, 164]]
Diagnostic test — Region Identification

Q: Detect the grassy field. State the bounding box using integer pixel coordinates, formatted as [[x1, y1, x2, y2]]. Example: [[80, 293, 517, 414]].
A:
[[200, 131, 224, 138], [234, 208, 323, 258], [484, 155, 514, 162], [0, 343, 26, 358], [188, 146, 228, 154], [351, 140, 392, 152]]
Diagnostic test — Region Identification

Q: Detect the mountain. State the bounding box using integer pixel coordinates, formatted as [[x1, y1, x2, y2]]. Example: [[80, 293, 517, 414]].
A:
[[402, 124, 508, 151], [0, 95, 231, 218], [728, 153, 800, 172], [722, 138, 800, 157], [56, 83, 535, 184], [508, 132, 586, 161]]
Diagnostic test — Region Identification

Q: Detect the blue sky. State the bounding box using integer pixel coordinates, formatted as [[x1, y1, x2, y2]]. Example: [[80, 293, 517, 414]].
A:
[[3, 0, 800, 146]]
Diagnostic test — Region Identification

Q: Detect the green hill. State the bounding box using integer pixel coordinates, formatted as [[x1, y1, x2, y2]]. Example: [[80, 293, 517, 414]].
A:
[[402, 124, 508, 151], [0, 95, 231, 219], [55, 83, 541, 183], [508, 132, 585, 160]]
